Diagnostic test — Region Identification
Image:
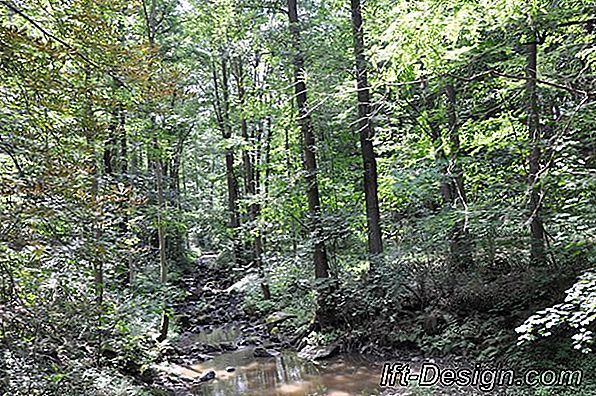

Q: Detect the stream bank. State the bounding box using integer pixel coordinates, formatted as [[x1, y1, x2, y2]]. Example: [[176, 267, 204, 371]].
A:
[[148, 255, 492, 396]]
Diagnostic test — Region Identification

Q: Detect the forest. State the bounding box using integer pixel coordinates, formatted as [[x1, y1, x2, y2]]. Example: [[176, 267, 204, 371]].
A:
[[0, 0, 594, 395]]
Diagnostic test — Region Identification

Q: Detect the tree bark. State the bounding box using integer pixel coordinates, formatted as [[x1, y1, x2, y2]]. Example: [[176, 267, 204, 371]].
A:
[[143, 0, 169, 340], [213, 59, 241, 231], [119, 106, 127, 175], [83, 72, 104, 364], [235, 61, 271, 299], [263, 116, 273, 199], [154, 140, 169, 342], [444, 84, 466, 206], [350, 0, 383, 261], [526, 40, 546, 265], [423, 86, 454, 205], [287, 0, 329, 280], [444, 83, 472, 269]]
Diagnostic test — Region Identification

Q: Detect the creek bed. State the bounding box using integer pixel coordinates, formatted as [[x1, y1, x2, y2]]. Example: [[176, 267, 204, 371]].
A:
[[165, 348, 384, 396]]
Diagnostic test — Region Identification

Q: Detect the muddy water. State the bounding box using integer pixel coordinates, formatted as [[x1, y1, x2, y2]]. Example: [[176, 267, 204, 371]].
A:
[[170, 348, 384, 396]]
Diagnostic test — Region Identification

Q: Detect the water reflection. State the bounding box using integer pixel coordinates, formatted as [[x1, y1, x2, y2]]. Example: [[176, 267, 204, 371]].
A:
[[175, 349, 382, 396]]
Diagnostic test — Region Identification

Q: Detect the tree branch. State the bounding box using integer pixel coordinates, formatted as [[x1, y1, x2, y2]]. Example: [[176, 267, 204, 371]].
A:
[[446, 70, 594, 97], [0, 0, 128, 89]]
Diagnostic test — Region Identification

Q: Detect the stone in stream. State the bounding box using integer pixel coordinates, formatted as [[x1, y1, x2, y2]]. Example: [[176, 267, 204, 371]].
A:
[[219, 341, 238, 351], [265, 311, 297, 330], [253, 347, 280, 358], [191, 353, 214, 362], [198, 369, 216, 382], [158, 344, 180, 359], [202, 343, 223, 353], [238, 335, 261, 346], [298, 343, 340, 361], [225, 274, 259, 293], [230, 312, 242, 320]]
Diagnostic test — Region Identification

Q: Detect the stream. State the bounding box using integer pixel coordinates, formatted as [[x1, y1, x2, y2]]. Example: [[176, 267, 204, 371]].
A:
[[153, 256, 460, 395], [162, 348, 383, 396]]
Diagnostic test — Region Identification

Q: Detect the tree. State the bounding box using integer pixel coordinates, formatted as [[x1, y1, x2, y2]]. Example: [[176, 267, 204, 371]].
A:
[[287, 0, 330, 280], [526, 34, 547, 266], [233, 58, 271, 299], [212, 56, 242, 237], [350, 0, 383, 262], [444, 82, 473, 269], [2, 1, 595, 392], [142, 0, 171, 341]]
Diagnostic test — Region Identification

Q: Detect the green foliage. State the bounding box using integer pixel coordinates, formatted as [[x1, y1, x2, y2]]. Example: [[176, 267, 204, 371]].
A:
[[1, 0, 595, 394], [517, 271, 596, 353]]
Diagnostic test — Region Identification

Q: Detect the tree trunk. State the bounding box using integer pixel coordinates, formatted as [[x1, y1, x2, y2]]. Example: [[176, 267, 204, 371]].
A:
[[423, 82, 472, 269], [253, 120, 270, 299], [235, 61, 271, 299], [126, 120, 137, 287], [424, 86, 454, 205], [445, 84, 466, 206], [154, 141, 169, 342], [350, 0, 383, 262], [143, 0, 169, 340], [287, 0, 334, 329], [103, 134, 115, 176], [263, 116, 273, 199], [83, 73, 104, 364], [119, 105, 127, 175], [287, 0, 329, 280], [167, 124, 191, 264], [213, 59, 241, 231], [444, 83, 473, 269], [262, 116, 273, 251], [526, 40, 546, 265], [429, 127, 453, 204]]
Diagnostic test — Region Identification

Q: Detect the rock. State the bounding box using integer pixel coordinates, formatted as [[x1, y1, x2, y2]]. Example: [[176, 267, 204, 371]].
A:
[[198, 369, 216, 382], [219, 341, 238, 351], [100, 346, 118, 359], [298, 343, 340, 361], [225, 274, 258, 293], [139, 365, 158, 383], [203, 343, 222, 353], [266, 312, 297, 329], [423, 312, 445, 335], [253, 347, 280, 358], [169, 355, 184, 364], [239, 335, 261, 346], [270, 334, 281, 343], [178, 314, 192, 328], [197, 353, 213, 362], [225, 366, 236, 372], [121, 358, 141, 376], [157, 344, 180, 361]]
